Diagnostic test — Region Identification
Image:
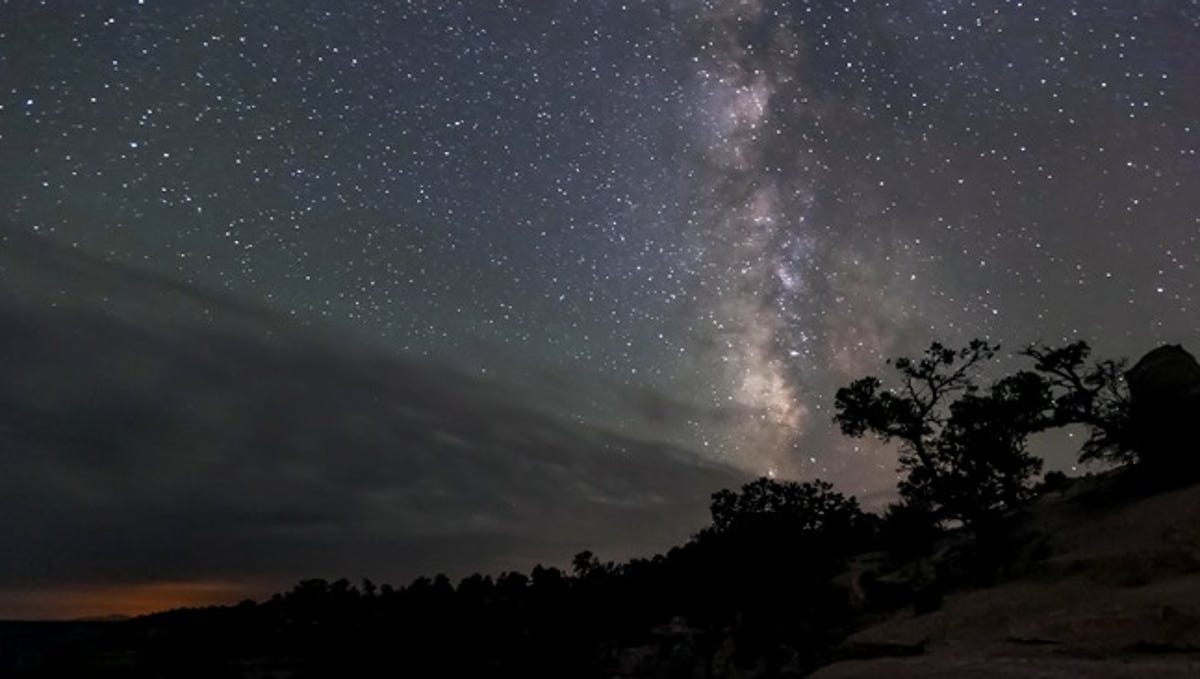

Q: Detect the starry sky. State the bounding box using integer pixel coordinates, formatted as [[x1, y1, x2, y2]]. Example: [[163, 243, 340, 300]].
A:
[[1, 0, 1198, 616]]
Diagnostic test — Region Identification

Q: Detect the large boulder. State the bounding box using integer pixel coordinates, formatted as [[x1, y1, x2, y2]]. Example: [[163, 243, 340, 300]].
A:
[[1125, 345, 1200, 473]]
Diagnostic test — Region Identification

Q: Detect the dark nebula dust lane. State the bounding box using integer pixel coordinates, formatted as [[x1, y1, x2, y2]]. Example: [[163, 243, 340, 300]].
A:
[[0, 1, 1197, 617]]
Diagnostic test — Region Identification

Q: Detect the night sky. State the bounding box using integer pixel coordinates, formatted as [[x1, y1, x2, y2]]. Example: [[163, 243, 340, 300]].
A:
[[1, 1, 1198, 618]]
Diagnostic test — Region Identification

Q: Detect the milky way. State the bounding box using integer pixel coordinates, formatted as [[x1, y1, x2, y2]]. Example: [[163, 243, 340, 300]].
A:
[[2, 0, 1198, 495], [676, 2, 812, 475]]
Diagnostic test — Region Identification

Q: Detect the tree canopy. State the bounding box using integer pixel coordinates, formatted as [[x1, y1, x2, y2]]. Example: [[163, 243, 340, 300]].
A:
[[709, 477, 865, 537], [834, 338, 1139, 528]]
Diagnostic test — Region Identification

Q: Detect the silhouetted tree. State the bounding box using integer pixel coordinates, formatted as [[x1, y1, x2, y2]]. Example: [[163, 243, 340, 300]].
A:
[[709, 477, 866, 541], [495, 571, 529, 597], [835, 340, 996, 471], [913, 370, 1051, 527], [1022, 340, 1132, 464], [530, 564, 568, 597], [835, 340, 1048, 529], [571, 550, 603, 578], [699, 476, 868, 612]]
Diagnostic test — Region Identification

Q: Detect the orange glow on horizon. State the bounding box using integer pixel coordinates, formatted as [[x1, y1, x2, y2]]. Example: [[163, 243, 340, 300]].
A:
[[0, 581, 262, 621]]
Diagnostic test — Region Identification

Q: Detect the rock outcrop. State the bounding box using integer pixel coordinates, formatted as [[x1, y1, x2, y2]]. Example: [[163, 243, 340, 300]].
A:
[[1126, 344, 1200, 473], [809, 474, 1200, 677]]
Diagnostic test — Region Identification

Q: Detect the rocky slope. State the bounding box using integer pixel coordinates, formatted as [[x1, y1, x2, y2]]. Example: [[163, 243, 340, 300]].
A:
[[811, 473, 1200, 677]]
